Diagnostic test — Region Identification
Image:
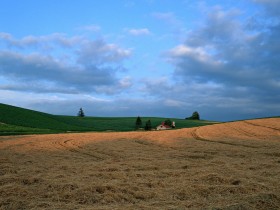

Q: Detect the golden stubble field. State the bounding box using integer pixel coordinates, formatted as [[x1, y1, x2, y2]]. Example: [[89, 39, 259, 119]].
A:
[[0, 118, 280, 209]]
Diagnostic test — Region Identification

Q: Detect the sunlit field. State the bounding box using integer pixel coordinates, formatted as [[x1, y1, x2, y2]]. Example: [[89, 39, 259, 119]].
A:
[[0, 118, 280, 209]]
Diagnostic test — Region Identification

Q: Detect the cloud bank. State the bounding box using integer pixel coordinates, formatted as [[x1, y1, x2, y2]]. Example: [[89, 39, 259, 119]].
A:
[[0, 34, 132, 95], [147, 3, 280, 120]]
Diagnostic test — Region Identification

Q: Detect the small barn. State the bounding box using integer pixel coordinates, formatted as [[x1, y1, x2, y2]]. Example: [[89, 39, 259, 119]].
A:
[[156, 122, 171, 130]]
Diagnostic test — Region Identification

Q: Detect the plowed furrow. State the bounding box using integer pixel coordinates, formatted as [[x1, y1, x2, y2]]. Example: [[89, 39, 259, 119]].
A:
[[57, 140, 104, 160], [191, 128, 258, 148], [244, 121, 280, 131], [225, 123, 257, 138], [69, 140, 116, 159]]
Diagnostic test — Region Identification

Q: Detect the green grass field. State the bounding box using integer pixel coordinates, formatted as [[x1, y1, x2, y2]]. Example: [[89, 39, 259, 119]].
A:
[[0, 103, 218, 135]]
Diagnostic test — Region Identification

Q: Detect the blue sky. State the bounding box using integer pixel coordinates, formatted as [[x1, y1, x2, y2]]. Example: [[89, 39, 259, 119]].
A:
[[0, 0, 279, 121]]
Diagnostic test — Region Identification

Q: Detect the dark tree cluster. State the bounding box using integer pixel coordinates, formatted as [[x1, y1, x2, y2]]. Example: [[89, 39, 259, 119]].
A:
[[135, 116, 152, 131], [186, 111, 200, 120], [164, 119, 172, 127]]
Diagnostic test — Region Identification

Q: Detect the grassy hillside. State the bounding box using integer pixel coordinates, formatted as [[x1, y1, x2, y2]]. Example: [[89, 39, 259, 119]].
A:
[[0, 103, 218, 135], [0, 123, 55, 136], [0, 103, 89, 132]]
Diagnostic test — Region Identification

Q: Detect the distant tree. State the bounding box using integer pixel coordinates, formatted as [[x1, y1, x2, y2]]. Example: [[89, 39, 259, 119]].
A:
[[77, 108, 85, 117], [145, 120, 152, 131], [135, 116, 142, 129], [186, 111, 200, 120], [164, 119, 172, 127], [191, 111, 200, 120]]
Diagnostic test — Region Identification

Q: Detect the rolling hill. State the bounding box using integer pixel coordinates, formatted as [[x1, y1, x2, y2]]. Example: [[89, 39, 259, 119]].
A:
[[0, 103, 218, 135]]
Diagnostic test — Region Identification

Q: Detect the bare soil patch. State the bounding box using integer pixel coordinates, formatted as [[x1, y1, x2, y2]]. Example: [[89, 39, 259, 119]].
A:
[[0, 118, 279, 209]]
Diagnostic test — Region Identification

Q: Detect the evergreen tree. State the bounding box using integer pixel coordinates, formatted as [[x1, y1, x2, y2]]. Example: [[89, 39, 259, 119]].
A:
[[145, 119, 152, 131], [77, 108, 85, 117], [135, 116, 142, 129]]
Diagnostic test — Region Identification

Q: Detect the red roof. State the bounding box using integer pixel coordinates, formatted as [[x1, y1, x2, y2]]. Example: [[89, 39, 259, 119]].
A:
[[161, 122, 171, 128]]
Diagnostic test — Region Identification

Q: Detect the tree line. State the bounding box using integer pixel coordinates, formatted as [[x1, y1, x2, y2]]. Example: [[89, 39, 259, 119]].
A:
[[135, 112, 199, 131], [135, 116, 152, 130], [77, 108, 200, 130]]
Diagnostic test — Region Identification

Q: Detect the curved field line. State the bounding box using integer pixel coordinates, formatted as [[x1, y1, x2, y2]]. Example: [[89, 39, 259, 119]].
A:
[[191, 128, 258, 148], [55, 139, 104, 160], [132, 139, 178, 151], [67, 139, 117, 159], [244, 121, 280, 131], [225, 122, 258, 138]]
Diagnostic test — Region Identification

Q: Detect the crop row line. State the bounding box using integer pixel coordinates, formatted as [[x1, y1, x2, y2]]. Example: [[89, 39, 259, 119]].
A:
[[191, 128, 258, 148]]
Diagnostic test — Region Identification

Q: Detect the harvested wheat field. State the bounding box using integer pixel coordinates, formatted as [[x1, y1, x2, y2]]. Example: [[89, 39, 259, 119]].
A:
[[0, 118, 280, 209]]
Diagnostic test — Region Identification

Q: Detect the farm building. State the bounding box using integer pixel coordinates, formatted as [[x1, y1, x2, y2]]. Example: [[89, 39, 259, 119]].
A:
[[156, 124, 171, 130], [156, 121, 175, 130]]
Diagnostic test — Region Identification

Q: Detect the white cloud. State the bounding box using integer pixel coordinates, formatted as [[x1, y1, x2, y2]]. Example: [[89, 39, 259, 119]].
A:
[[77, 40, 132, 65], [119, 76, 132, 88], [0, 34, 132, 95], [0, 32, 83, 49], [168, 45, 213, 62], [127, 28, 151, 36]]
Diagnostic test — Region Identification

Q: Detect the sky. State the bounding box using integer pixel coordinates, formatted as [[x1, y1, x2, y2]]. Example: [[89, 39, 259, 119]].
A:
[[0, 0, 279, 121]]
